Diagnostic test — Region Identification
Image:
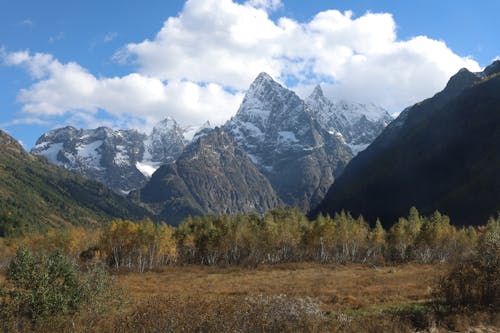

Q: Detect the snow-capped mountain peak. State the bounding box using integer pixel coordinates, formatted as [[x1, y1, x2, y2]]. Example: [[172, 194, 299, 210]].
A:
[[305, 86, 393, 154], [235, 72, 294, 130], [31, 117, 202, 193], [224, 72, 352, 210]]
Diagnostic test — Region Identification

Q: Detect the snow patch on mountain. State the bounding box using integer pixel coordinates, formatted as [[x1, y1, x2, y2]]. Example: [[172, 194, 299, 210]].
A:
[[114, 145, 130, 167], [35, 142, 63, 164], [76, 140, 103, 169], [135, 161, 159, 178], [278, 131, 299, 143]]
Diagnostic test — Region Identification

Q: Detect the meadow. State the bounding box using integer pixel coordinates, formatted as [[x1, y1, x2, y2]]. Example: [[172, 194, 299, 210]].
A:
[[0, 208, 498, 332]]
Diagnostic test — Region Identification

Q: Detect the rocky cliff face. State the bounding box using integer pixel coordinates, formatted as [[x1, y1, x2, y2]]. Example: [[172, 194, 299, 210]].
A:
[[134, 127, 281, 225], [224, 73, 353, 210]]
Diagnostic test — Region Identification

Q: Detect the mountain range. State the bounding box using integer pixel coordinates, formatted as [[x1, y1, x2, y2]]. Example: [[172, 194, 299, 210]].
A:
[[5, 60, 500, 229], [31, 73, 392, 223], [31, 118, 211, 194]]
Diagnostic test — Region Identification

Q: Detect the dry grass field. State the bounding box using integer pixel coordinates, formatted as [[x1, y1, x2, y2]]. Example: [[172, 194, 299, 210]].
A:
[[107, 263, 498, 332], [1, 263, 498, 332], [117, 263, 444, 313]]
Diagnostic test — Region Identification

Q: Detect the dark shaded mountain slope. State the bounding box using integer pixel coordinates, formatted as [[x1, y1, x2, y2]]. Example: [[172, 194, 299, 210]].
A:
[[315, 62, 500, 227]]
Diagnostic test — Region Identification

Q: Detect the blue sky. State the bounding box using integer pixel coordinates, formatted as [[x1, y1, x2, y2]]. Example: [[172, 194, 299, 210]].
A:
[[1, 0, 498, 148]]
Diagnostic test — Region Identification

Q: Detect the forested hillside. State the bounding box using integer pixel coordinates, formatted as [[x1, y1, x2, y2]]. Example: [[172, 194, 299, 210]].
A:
[[0, 130, 150, 236]]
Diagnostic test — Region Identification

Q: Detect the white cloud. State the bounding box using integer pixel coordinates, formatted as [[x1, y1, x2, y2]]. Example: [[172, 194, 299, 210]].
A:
[[0, 117, 51, 128], [5, 0, 482, 132], [121, 0, 480, 111], [246, 0, 282, 11], [3, 50, 243, 129], [118, 0, 285, 89]]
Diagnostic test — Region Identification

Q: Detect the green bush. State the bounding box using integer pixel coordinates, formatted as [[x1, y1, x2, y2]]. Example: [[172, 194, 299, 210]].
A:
[[0, 247, 112, 331]]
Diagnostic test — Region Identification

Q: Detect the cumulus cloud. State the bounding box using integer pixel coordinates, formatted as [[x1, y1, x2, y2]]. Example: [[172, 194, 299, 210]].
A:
[[4, 51, 244, 129], [5, 0, 482, 132], [121, 0, 480, 111]]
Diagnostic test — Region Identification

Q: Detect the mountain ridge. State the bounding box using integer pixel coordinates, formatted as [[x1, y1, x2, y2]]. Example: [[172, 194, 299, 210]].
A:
[[31, 119, 211, 193], [315, 61, 500, 226]]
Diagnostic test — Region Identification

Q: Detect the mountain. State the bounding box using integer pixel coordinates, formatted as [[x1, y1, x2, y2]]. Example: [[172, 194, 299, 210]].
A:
[[30, 73, 389, 219], [224, 73, 353, 210], [31, 118, 196, 193], [306, 85, 393, 154], [0, 130, 150, 236], [315, 61, 500, 227], [132, 127, 281, 225]]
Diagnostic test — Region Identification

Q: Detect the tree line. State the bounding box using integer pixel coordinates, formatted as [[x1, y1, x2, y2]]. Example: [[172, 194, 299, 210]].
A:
[[1, 207, 497, 272]]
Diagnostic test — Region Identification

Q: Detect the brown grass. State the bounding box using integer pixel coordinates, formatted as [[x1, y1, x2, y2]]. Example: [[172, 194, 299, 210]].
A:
[[2, 263, 499, 332], [116, 262, 446, 313]]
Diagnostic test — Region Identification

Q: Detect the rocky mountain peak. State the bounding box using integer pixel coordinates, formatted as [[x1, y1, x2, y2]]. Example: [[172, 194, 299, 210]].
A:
[[481, 59, 500, 77], [151, 117, 179, 133], [149, 117, 214, 143], [316, 62, 500, 227], [305, 85, 392, 154], [35, 126, 76, 144], [245, 72, 284, 101], [32, 115, 213, 194], [252, 72, 276, 87], [306, 84, 331, 114], [309, 84, 325, 100], [183, 121, 212, 141], [443, 67, 479, 96], [235, 72, 300, 130], [225, 73, 352, 210]]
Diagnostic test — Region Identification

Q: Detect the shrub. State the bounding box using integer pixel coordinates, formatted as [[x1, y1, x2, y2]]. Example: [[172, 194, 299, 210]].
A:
[[0, 247, 112, 331], [435, 218, 499, 310]]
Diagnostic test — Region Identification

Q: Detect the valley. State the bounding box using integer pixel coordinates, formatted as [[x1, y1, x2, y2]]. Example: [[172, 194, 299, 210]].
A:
[[1, 2, 499, 331]]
